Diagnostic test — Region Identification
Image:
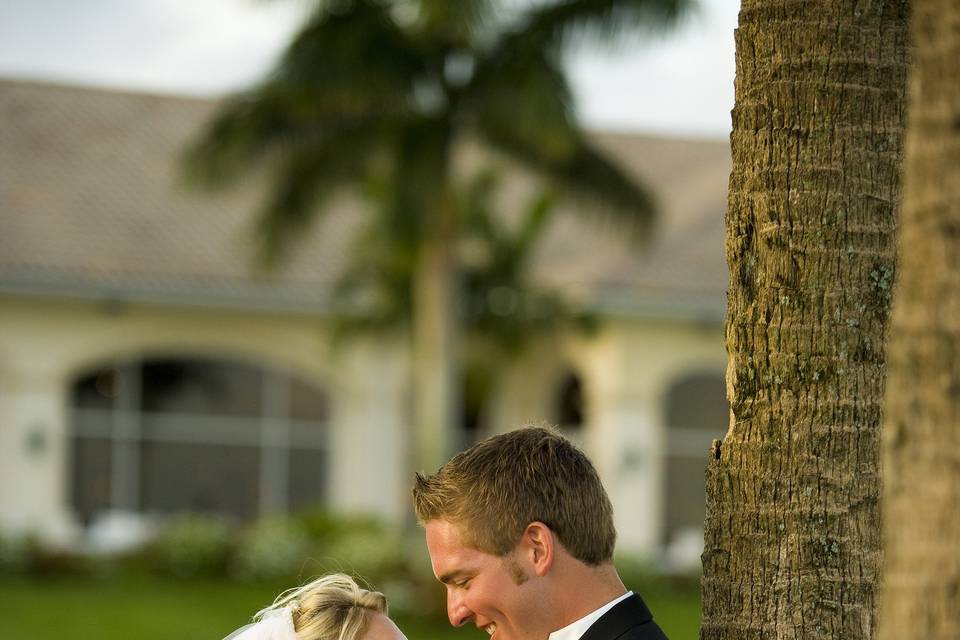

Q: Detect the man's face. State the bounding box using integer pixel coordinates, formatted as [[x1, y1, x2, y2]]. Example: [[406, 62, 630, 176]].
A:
[[425, 520, 553, 640]]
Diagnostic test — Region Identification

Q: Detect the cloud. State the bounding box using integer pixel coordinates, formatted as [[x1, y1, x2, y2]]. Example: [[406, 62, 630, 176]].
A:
[[0, 0, 303, 94], [0, 0, 736, 135], [565, 0, 737, 137]]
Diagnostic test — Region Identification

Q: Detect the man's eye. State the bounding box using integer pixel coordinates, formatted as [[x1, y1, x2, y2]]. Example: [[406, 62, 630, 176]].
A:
[[455, 578, 471, 588]]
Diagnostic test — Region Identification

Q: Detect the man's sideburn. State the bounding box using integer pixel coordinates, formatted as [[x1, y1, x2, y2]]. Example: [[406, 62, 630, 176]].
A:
[[504, 555, 528, 586]]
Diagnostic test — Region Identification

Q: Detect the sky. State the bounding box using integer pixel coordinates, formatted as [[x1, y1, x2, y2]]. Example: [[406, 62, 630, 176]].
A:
[[0, 0, 737, 139]]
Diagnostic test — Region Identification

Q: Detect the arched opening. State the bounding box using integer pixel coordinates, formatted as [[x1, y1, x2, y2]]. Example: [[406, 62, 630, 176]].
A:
[[460, 364, 493, 447], [554, 371, 585, 432], [663, 371, 727, 555], [70, 356, 329, 525], [550, 370, 586, 448]]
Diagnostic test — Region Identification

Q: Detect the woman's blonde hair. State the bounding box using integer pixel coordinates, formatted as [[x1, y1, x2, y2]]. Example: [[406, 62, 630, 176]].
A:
[[255, 573, 388, 640]]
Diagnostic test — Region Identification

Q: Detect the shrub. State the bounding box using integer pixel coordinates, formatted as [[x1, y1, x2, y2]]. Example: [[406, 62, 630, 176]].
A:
[[0, 533, 33, 574], [384, 534, 446, 617], [149, 514, 235, 578], [615, 553, 700, 594], [28, 546, 92, 576], [0, 534, 94, 576], [231, 517, 313, 582], [295, 509, 384, 544], [292, 510, 406, 582], [289, 510, 438, 613], [322, 526, 404, 585]]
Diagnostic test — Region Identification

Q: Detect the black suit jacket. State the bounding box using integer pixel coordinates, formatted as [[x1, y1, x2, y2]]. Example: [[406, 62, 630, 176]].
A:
[[578, 593, 669, 640]]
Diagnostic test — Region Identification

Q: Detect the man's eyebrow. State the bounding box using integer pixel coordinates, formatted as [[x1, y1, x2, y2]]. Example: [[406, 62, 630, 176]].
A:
[[437, 569, 471, 585]]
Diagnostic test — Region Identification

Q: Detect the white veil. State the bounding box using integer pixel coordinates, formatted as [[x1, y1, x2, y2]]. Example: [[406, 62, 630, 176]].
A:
[[222, 606, 298, 640]]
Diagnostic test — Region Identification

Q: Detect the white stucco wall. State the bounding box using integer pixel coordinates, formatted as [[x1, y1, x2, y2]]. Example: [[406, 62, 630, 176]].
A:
[[0, 295, 409, 542], [488, 318, 725, 557], [1, 294, 724, 556]]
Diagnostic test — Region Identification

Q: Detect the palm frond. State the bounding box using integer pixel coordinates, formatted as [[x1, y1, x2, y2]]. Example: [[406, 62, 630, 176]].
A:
[[469, 49, 655, 235], [182, 86, 324, 188], [328, 116, 452, 334], [252, 125, 384, 267], [460, 168, 501, 242], [450, 167, 590, 353], [512, 189, 557, 259], [273, 0, 425, 97], [329, 216, 415, 340], [182, 0, 423, 190], [517, 0, 693, 50], [488, 128, 655, 236], [408, 0, 502, 45], [466, 42, 578, 161], [470, 186, 556, 280]]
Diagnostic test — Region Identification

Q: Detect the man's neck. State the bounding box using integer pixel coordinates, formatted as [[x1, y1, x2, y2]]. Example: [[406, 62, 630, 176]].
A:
[[548, 591, 634, 640], [552, 561, 628, 628]]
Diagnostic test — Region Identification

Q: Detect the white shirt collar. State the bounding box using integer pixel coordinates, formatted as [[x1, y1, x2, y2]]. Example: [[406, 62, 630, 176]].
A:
[[547, 591, 634, 640]]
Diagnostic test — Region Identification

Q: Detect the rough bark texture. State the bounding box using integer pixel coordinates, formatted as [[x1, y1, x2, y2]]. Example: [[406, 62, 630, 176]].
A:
[[701, 2, 908, 639], [878, 2, 960, 638]]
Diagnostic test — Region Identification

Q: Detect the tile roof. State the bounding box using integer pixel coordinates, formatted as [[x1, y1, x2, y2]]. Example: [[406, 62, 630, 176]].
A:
[[0, 78, 729, 320]]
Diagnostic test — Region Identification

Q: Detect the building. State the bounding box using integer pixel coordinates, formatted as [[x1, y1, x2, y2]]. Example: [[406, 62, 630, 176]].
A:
[[0, 79, 730, 560]]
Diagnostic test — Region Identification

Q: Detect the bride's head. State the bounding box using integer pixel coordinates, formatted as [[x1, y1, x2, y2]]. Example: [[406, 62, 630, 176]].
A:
[[254, 573, 406, 640]]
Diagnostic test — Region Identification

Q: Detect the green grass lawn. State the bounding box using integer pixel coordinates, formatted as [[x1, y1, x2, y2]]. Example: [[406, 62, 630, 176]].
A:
[[0, 572, 699, 639]]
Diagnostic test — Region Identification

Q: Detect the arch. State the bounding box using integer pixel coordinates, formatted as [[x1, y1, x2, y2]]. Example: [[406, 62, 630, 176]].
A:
[[661, 369, 727, 552], [554, 370, 586, 431], [69, 354, 331, 525], [664, 371, 728, 433], [61, 340, 336, 399], [461, 364, 493, 445]]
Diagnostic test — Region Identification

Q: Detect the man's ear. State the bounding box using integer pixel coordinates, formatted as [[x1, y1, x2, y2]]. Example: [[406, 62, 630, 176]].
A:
[[519, 521, 555, 577]]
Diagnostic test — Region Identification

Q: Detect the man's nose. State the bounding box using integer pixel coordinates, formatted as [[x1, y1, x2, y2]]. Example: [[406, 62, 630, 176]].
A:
[[447, 590, 472, 627]]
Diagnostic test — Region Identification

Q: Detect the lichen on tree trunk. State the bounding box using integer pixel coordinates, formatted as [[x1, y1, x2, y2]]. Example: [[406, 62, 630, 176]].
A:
[[878, 1, 960, 638], [701, 1, 908, 639]]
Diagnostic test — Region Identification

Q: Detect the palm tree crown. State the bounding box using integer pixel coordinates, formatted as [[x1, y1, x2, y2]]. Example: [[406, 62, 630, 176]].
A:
[[184, 0, 690, 471]]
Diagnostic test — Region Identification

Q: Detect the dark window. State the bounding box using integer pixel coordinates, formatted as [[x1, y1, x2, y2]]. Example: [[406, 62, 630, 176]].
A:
[[140, 441, 260, 520], [665, 374, 727, 432], [288, 449, 328, 511], [70, 436, 112, 525], [289, 376, 328, 422], [663, 372, 728, 545], [69, 358, 329, 523], [461, 365, 493, 443], [141, 359, 262, 417], [555, 372, 584, 430], [73, 369, 118, 410]]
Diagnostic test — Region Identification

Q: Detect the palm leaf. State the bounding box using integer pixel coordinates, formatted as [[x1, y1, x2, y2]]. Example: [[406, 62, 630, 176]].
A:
[[182, 85, 326, 188], [407, 0, 502, 45], [273, 0, 425, 96], [182, 0, 423, 188], [252, 123, 385, 266], [515, 0, 692, 50], [511, 189, 557, 261], [468, 46, 655, 234]]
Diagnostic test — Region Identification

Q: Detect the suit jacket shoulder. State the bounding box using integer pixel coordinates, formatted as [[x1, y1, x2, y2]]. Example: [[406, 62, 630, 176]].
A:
[[578, 594, 669, 640]]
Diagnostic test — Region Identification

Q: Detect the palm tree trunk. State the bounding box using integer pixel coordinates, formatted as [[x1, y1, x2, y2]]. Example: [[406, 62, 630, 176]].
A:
[[878, 1, 960, 637], [701, 2, 908, 639], [412, 164, 460, 474]]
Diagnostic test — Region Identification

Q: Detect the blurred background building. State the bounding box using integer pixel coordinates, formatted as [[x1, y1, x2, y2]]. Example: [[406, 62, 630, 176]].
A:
[[0, 78, 729, 565]]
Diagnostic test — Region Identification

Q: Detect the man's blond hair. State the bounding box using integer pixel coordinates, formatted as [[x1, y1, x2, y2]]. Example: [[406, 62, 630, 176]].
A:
[[412, 425, 616, 565]]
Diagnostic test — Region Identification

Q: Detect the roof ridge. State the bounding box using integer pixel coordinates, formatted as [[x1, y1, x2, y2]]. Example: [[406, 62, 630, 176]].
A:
[[0, 74, 220, 106]]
